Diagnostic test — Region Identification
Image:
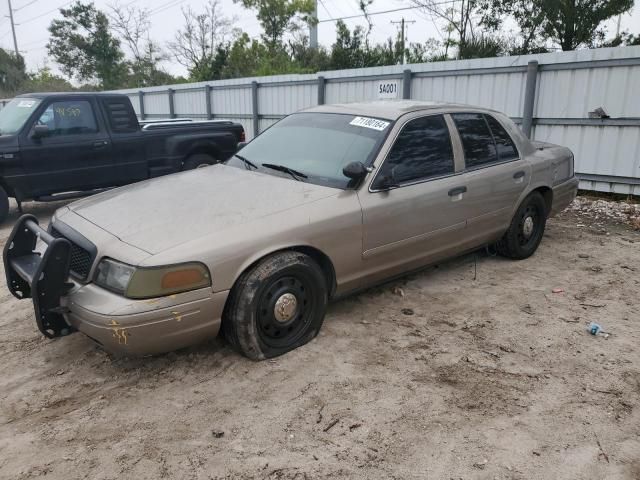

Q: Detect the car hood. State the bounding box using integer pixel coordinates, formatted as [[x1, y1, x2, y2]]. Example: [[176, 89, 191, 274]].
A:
[[68, 164, 339, 254]]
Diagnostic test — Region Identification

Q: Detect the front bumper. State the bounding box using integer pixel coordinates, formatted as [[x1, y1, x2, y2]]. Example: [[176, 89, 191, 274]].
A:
[[3, 214, 229, 356], [65, 285, 228, 356]]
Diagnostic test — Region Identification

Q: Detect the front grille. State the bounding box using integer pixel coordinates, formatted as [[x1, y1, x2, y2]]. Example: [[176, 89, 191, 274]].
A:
[[50, 228, 94, 280]]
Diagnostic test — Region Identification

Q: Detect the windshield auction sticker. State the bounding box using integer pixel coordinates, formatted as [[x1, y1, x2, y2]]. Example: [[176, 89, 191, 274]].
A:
[[17, 100, 36, 108], [350, 116, 390, 131]]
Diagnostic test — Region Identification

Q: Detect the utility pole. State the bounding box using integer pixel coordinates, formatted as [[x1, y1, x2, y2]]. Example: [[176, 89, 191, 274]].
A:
[[7, 0, 19, 57], [616, 14, 622, 38], [391, 17, 415, 65], [310, 0, 318, 49]]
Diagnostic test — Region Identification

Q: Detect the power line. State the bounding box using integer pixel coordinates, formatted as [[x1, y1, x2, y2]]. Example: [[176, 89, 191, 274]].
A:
[[13, 0, 39, 12], [318, 0, 333, 20], [15, 0, 72, 25], [317, 1, 456, 24], [149, 0, 187, 17]]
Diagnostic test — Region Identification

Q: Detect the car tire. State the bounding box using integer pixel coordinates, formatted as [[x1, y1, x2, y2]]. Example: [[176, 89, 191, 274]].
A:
[[183, 153, 217, 170], [0, 186, 9, 224], [222, 251, 328, 360], [496, 191, 547, 260]]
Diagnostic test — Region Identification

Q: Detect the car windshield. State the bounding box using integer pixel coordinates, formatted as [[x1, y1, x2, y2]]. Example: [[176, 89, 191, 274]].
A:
[[0, 98, 42, 135], [226, 112, 392, 189]]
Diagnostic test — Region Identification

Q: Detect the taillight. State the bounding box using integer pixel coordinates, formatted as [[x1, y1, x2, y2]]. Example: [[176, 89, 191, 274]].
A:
[[239, 129, 246, 142]]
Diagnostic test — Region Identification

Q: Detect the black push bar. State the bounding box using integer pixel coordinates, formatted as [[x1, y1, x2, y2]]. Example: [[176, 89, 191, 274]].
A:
[[3, 214, 75, 338]]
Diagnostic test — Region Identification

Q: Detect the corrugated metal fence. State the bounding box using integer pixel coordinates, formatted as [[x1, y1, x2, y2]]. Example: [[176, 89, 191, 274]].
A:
[[7, 46, 640, 194]]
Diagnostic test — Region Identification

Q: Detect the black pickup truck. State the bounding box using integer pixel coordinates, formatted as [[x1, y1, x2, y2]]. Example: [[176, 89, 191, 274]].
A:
[[0, 92, 245, 223]]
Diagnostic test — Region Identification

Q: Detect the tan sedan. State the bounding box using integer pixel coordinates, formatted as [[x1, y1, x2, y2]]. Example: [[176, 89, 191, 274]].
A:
[[4, 101, 578, 359]]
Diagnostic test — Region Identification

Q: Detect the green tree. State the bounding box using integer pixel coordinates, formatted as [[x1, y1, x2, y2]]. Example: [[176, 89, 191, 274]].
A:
[[47, 1, 127, 89], [168, 0, 233, 81], [221, 34, 259, 78], [411, 0, 481, 54], [234, 0, 315, 52], [109, 3, 174, 87], [0, 49, 27, 96], [601, 31, 640, 47], [21, 66, 74, 93], [481, 0, 634, 51], [539, 0, 633, 50]]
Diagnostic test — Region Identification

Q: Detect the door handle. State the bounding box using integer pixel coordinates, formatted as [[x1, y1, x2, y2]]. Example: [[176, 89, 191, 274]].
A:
[[93, 140, 109, 148], [448, 186, 467, 197], [513, 171, 526, 179]]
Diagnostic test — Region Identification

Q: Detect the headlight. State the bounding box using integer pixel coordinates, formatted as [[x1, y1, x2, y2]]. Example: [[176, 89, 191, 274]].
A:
[[94, 259, 211, 299]]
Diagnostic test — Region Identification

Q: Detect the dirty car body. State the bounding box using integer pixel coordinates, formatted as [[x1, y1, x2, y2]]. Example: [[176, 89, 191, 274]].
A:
[[3, 101, 578, 359]]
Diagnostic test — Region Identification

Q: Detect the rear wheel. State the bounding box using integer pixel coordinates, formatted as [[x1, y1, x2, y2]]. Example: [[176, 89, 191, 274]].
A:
[[0, 187, 9, 224], [222, 251, 328, 360], [183, 153, 217, 170], [496, 192, 547, 260]]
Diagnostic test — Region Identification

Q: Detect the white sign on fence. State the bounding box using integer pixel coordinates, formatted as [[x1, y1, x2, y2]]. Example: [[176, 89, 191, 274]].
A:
[[376, 80, 399, 99]]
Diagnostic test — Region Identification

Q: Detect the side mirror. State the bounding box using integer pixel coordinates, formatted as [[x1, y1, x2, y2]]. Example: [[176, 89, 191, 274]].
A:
[[31, 124, 50, 139], [237, 141, 248, 151], [342, 161, 369, 188]]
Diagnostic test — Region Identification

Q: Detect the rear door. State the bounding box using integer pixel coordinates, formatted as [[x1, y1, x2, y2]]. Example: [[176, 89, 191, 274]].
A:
[[450, 112, 530, 243], [19, 98, 115, 197], [358, 113, 469, 282]]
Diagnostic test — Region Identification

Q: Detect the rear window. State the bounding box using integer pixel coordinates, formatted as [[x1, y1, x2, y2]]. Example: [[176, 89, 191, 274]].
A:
[[452, 113, 498, 169], [485, 115, 519, 161], [103, 99, 138, 133]]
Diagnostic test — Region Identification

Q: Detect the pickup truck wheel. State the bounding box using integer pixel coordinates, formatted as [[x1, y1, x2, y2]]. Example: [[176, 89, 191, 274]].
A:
[[222, 251, 328, 360], [0, 187, 9, 224], [497, 192, 547, 260], [183, 153, 217, 170]]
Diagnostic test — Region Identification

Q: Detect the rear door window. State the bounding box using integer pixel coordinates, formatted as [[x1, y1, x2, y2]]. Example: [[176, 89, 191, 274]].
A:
[[485, 115, 519, 161], [451, 113, 498, 169], [37, 100, 98, 136], [374, 114, 454, 188]]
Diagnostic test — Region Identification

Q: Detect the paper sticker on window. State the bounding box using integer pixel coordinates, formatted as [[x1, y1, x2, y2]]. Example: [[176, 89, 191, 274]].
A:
[[17, 100, 36, 108], [349, 116, 390, 131]]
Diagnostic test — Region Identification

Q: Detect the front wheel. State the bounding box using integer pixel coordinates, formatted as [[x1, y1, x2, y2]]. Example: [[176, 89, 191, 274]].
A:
[[222, 252, 328, 360], [496, 192, 547, 260]]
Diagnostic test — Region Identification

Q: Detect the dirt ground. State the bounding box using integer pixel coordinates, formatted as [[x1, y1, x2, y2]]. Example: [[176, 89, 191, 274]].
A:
[[0, 196, 639, 480]]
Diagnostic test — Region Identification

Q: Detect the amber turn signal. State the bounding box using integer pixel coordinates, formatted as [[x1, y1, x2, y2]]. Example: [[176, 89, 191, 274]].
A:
[[161, 268, 206, 290]]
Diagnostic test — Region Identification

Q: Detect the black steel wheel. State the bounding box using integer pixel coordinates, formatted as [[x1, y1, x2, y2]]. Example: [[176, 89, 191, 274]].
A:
[[497, 192, 547, 260], [222, 251, 328, 360]]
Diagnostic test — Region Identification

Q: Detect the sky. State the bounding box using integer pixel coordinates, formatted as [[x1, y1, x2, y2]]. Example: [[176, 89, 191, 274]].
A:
[[0, 0, 639, 78]]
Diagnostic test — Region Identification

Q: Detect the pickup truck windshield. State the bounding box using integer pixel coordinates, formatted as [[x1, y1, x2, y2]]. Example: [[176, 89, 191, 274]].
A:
[[0, 98, 42, 135], [227, 112, 392, 189]]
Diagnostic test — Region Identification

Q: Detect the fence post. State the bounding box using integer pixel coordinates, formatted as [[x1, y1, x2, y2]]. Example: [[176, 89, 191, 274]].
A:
[[317, 75, 326, 105], [168, 88, 176, 119], [522, 60, 539, 138], [402, 69, 412, 100], [138, 91, 145, 120], [205, 85, 212, 120], [251, 81, 259, 137]]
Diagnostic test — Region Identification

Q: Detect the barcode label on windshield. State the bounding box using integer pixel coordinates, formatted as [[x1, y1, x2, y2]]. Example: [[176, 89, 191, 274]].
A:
[[350, 116, 390, 131], [17, 100, 36, 108]]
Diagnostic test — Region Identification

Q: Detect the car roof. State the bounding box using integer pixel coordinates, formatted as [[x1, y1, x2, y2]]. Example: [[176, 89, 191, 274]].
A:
[[16, 92, 124, 99], [304, 100, 499, 120]]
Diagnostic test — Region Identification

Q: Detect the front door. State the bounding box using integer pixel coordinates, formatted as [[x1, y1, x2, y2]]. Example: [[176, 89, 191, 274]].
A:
[[357, 113, 470, 284], [19, 98, 114, 197]]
